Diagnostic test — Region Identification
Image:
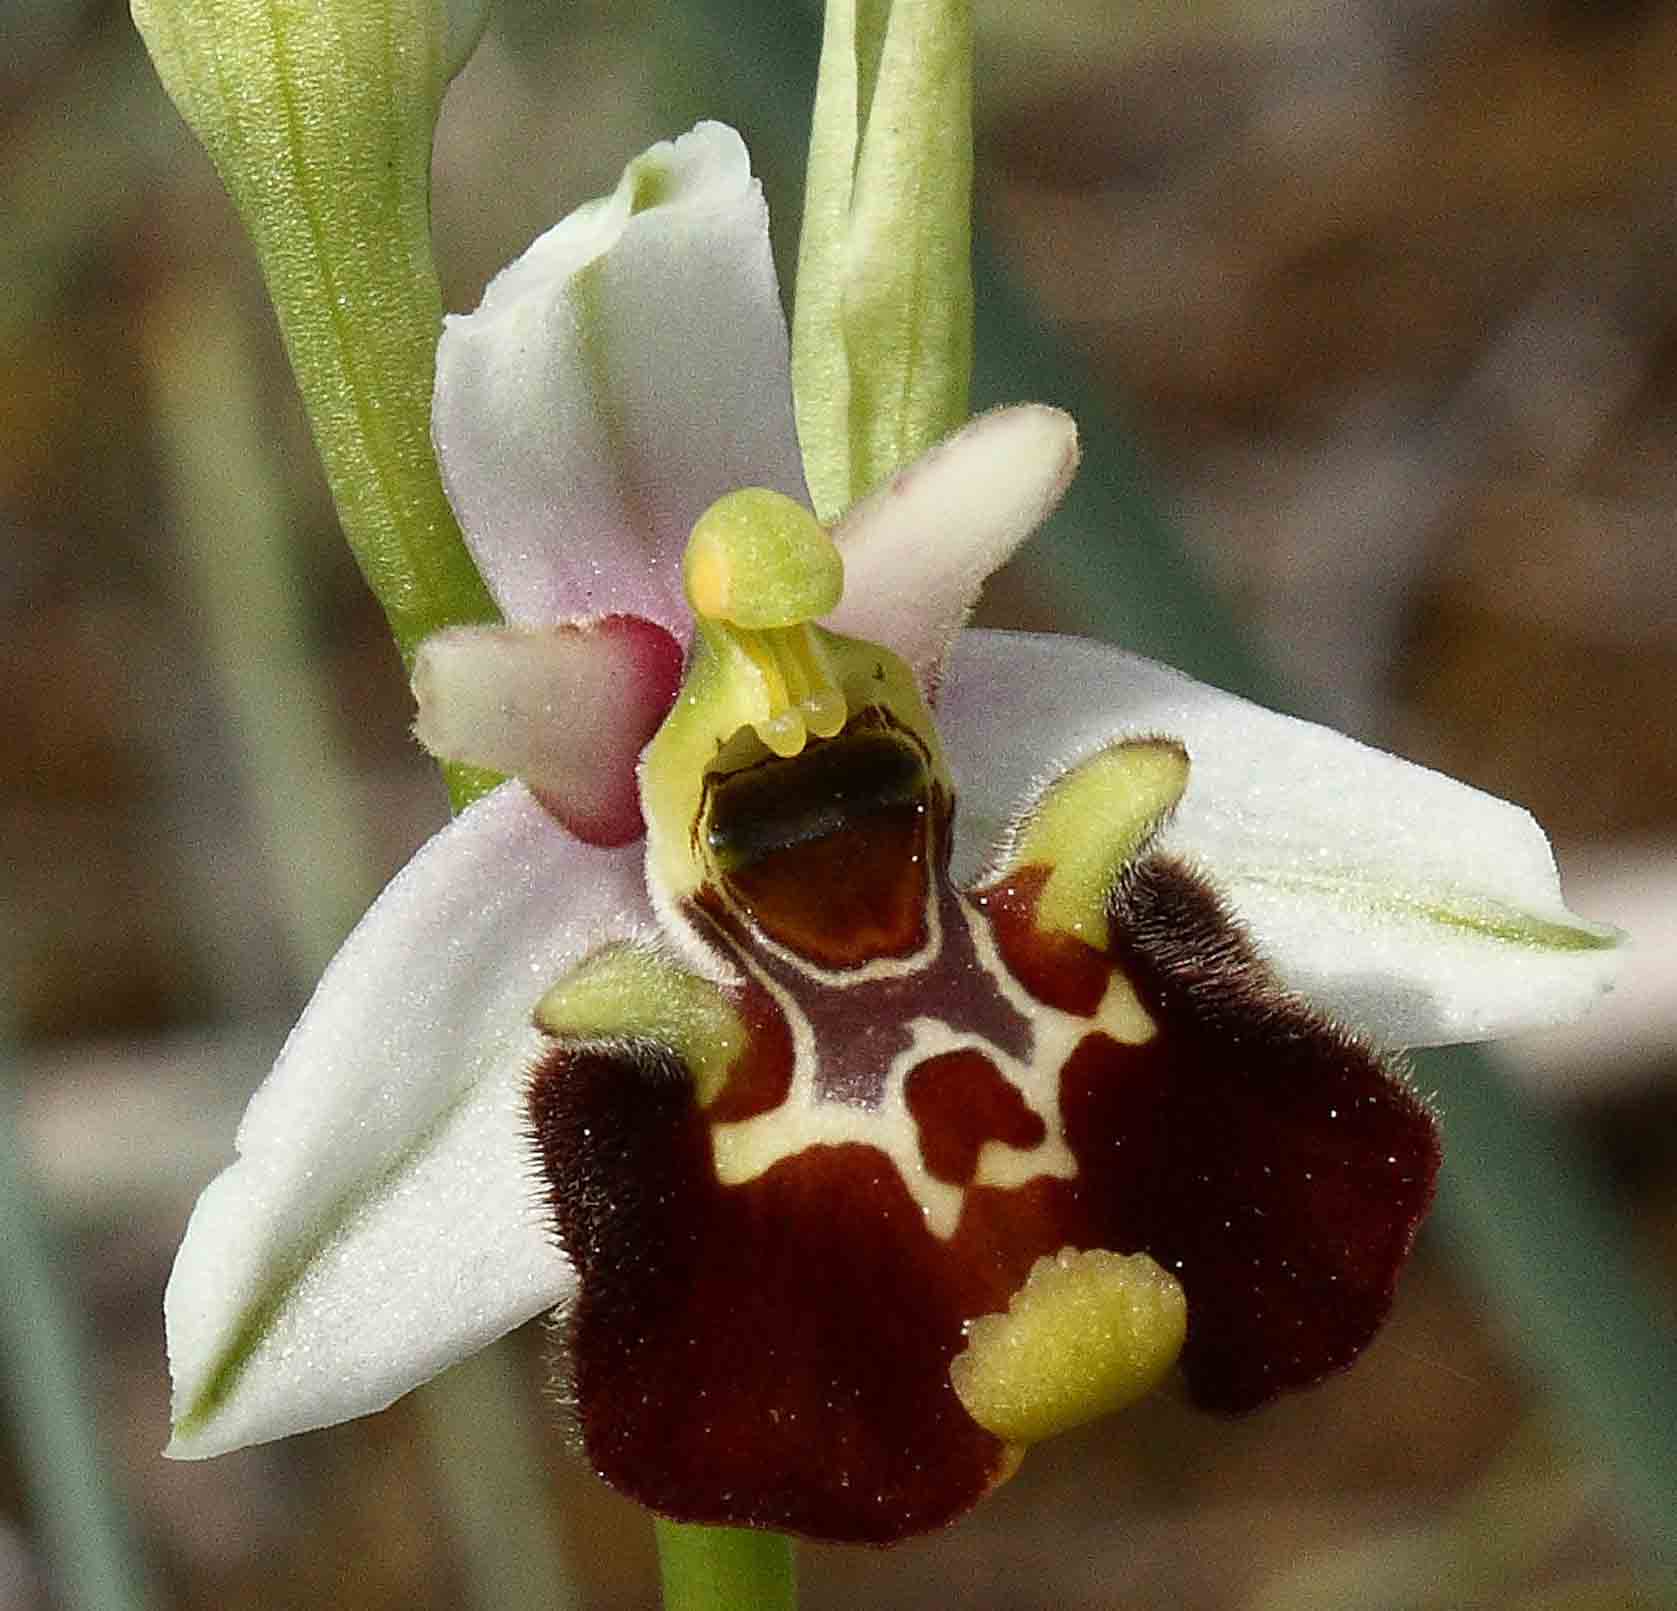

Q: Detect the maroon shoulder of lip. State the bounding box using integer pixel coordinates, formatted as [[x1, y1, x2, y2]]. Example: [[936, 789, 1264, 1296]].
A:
[[978, 853, 1442, 1416]]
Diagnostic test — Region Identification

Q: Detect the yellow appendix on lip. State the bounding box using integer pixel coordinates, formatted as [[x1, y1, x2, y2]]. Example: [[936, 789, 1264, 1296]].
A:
[[950, 1247, 1187, 1445]]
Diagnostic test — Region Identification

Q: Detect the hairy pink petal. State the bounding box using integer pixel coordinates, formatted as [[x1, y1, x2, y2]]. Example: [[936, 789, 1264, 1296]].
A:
[[827, 406, 1078, 689], [414, 615, 683, 846]]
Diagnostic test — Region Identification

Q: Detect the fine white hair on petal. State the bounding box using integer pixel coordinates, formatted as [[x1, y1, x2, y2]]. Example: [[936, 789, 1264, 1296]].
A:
[[165, 783, 652, 1458], [433, 121, 809, 638], [827, 405, 1079, 689], [938, 631, 1619, 1049]]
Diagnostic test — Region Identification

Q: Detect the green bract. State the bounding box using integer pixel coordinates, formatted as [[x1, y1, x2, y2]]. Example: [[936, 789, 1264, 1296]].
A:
[[793, 0, 975, 520], [131, 0, 499, 698]]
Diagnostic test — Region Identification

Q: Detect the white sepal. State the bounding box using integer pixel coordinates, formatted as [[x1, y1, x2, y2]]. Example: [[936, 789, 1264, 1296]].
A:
[[165, 784, 651, 1457], [432, 122, 808, 637], [938, 631, 1619, 1048]]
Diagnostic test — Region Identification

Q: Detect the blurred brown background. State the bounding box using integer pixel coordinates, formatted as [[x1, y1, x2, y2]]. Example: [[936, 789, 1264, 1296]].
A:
[[3, 0, 1674, 1606]]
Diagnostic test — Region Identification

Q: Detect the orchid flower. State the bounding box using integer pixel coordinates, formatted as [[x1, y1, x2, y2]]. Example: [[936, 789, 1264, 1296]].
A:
[[164, 123, 1617, 1545]]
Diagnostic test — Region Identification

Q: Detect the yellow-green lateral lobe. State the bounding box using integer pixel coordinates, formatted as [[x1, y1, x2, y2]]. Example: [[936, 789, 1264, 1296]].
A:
[[1004, 739, 1190, 951], [535, 945, 744, 1106]]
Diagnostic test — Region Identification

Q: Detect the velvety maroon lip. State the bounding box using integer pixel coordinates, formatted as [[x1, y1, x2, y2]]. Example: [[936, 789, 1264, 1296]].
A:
[[528, 723, 1438, 1544]]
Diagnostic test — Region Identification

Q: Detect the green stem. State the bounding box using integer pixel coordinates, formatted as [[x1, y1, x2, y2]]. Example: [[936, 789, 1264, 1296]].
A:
[[655, 1520, 797, 1611]]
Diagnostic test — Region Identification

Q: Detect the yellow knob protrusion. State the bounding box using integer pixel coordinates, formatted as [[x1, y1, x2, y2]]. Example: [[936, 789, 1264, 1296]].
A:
[[950, 1247, 1186, 1446], [1008, 739, 1190, 952], [534, 943, 744, 1107], [684, 488, 844, 629]]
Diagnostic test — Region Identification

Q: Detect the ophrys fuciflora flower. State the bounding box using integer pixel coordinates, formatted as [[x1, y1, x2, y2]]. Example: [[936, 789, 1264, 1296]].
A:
[[164, 124, 1618, 1545]]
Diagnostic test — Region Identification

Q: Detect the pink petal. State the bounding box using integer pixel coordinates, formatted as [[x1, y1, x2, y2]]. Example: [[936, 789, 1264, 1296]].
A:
[[827, 406, 1078, 689], [413, 614, 683, 846]]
